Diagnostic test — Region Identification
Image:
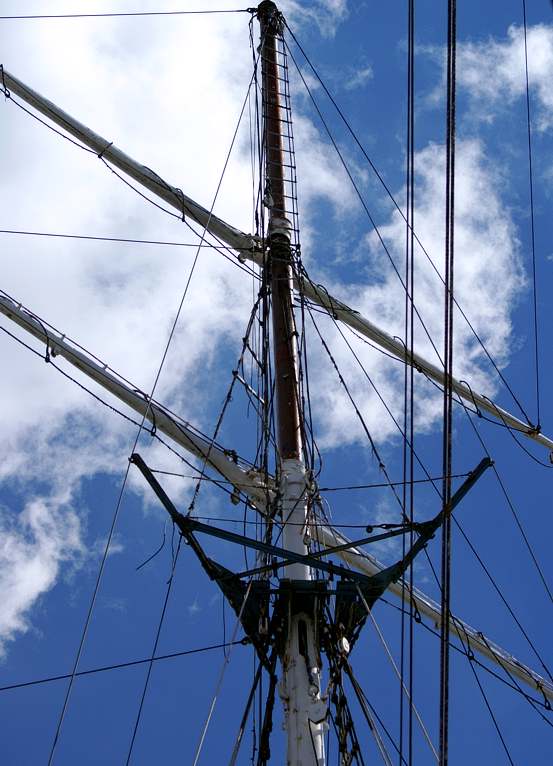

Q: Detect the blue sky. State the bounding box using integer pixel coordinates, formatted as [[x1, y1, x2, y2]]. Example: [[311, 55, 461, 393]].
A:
[[1, 0, 552, 763]]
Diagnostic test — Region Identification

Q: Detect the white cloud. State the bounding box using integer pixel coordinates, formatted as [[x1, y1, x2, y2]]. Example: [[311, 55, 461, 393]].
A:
[[0, 493, 83, 657], [0, 5, 529, 658], [307, 139, 525, 449], [344, 65, 373, 91], [0, 1, 354, 653], [428, 24, 553, 129], [283, 0, 348, 37], [187, 597, 202, 616]]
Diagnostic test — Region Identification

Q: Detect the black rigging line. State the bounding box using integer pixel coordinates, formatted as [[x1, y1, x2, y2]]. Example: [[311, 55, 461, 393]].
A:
[[482, 396, 553, 469], [324, 602, 399, 764], [452, 515, 553, 685], [342, 664, 408, 766], [0, 227, 231, 248], [124, 291, 266, 757], [391, 358, 553, 687], [459, 409, 553, 607], [44, 51, 257, 763], [282, 22, 534, 428], [125, 536, 183, 764], [0, 640, 246, 693], [228, 658, 267, 766], [439, 2, 456, 763], [301, 271, 443, 500], [491, 468, 553, 606], [477, 630, 553, 722], [325, 301, 542, 450], [522, 0, 541, 428], [187, 290, 264, 515], [0, 324, 255, 509], [306, 305, 405, 512], [454, 627, 516, 765], [317, 474, 470, 491], [46, 438, 137, 765], [342, 662, 394, 766], [381, 595, 553, 715], [0, 225, 254, 268], [0, 9, 251, 21], [300, 269, 452, 607], [0, 224, 259, 279], [401, 1, 416, 761], [284, 42, 448, 387], [302, 274, 454, 610]]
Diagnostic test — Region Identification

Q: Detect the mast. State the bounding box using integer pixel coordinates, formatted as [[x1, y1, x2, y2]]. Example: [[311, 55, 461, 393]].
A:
[[258, 2, 327, 763]]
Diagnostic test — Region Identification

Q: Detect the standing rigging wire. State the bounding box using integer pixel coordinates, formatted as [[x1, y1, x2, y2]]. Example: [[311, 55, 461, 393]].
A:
[[381, 594, 553, 714], [0, 640, 247, 694], [44, 34, 263, 763], [439, 0, 456, 762], [522, 0, 542, 430], [306, 304, 407, 513], [185, 288, 264, 517], [192, 581, 254, 766], [282, 42, 450, 392], [125, 535, 183, 764], [460, 406, 553, 607], [299, 274, 451, 602], [322, 602, 402, 764], [0, 9, 252, 21], [281, 23, 535, 429], [353, 586, 440, 762], [399, 0, 417, 762], [453, 625, 516, 765]]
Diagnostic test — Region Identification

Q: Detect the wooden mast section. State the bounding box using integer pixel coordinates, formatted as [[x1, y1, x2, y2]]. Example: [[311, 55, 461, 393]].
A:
[[258, 3, 327, 764], [259, 2, 302, 462]]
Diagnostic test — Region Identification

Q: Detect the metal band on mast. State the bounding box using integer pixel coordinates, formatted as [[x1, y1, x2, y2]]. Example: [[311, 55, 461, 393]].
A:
[[258, 3, 327, 763]]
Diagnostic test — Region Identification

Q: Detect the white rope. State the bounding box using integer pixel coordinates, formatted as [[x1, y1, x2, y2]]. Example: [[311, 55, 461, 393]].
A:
[[355, 585, 439, 763], [192, 581, 253, 766]]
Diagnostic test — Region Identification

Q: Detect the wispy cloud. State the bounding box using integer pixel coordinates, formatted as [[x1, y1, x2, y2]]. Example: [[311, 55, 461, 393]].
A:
[[0, 494, 84, 657], [283, 0, 349, 37], [425, 24, 553, 129], [308, 138, 525, 449], [344, 65, 373, 91], [0, 1, 354, 654]]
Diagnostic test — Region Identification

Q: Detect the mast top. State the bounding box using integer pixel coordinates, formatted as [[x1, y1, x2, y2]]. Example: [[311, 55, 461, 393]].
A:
[[257, 1, 283, 29]]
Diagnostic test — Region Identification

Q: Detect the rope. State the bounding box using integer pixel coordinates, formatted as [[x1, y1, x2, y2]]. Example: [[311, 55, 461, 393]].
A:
[[401, 1, 417, 760], [0, 9, 251, 21], [281, 23, 534, 427], [438, 2, 457, 763], [125, 536, 183, 764], [521, 0, 541, 429], [192, 582, 253, 766], [0, 640, 246, 693], [355, 586, 439, 762], [45, 44, 258, 762]]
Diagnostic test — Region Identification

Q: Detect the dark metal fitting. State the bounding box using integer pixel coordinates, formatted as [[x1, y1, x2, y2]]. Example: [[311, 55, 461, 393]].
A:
[[269, 216, 292, 240]]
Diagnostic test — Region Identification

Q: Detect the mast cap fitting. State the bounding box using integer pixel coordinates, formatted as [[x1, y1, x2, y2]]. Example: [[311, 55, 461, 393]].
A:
[[269, 216, 292, 241]]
